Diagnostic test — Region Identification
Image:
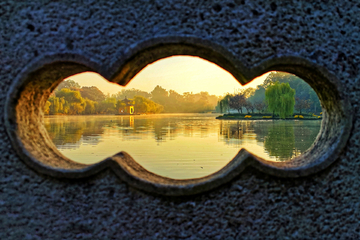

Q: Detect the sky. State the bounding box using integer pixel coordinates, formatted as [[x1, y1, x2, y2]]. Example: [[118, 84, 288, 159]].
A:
[[66, 56, 270, 96]]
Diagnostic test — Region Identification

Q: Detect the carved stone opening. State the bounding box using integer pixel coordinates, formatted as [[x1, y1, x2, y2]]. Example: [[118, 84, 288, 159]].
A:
[[5, 37, 352, 196]]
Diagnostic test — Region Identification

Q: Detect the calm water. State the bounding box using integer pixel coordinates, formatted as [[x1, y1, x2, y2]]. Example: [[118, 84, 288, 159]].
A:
[[44, 114, 321, 179]]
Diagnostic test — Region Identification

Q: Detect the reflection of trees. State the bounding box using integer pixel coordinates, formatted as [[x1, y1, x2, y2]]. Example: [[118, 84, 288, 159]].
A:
[[46, 116, 321, 161], [293, 121, 321, 152], [263, 121, 320, 160], [252, 122, 270, 143], [182, 119, 211, 138], [219, 121, 256, 140], [117, 117, 180, 142], [219, 121, 244, 140], [219, 120, 321, 161], [264, 122, 295, 160], [153, 119, 170, 141], [45, 119, 105, 148], [45, 121, 84, 146], [151, 117, 213, 142], [219, 121, 257, 148], [46, 115, 217, 148]]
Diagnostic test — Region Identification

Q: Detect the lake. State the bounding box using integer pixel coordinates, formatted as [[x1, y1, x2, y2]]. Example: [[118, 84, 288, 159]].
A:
[[44, 114, 321, 179]]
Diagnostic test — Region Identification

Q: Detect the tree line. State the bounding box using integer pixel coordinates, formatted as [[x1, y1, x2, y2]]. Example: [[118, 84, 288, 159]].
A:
[[216, 72, 322, 118], [45, 80, 219, 115]]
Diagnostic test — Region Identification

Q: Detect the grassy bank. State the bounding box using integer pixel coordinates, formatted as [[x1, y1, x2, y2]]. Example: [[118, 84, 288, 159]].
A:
[[216, 113, 322, 120]]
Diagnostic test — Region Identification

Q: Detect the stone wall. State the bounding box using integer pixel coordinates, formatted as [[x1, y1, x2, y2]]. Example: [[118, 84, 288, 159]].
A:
[[1, 1, 359, 239]]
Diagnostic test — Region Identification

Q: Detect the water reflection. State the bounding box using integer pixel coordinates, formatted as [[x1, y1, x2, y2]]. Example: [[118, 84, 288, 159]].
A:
[[264, 122, 296, 160], [44, 114, 321, 178], [46, 118, 104, 148], [219, 120, 320, 160]]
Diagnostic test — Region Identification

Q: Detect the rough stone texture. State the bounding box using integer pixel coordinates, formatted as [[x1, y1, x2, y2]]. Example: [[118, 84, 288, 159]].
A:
[[1, 0, 360, 239]]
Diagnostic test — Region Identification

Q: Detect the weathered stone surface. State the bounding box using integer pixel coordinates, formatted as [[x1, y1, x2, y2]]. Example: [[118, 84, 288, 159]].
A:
[[1, 1, 360, 239]]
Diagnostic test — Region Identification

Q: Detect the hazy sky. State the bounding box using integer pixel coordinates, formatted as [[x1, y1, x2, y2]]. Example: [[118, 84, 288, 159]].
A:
[[67, 56, 270, 96]]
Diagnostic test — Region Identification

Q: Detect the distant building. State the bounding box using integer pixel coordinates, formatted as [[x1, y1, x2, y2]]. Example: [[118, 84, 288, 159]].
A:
[[118, 97, 134, 115]]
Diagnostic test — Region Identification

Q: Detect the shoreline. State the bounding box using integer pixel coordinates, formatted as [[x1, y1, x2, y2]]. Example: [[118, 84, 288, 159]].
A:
[[216, 113, 322, 121], [216, 116, 322, 120]]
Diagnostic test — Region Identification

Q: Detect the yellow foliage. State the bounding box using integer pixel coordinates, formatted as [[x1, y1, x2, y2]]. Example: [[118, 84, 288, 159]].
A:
[[294, 115, 298, 118], [320, 112, 323, 115], [299, 115, 304, 118], [244, 115, 252, 118], [318, 116, 321, 118]]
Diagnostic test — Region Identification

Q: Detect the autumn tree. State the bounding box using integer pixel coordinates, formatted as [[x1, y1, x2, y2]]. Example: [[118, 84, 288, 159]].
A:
[[242, 88, 256, 98], [244, 102, 255, 114], [44, 101, 51, 114], [80, 86, 106, 102], [167, 90, 184, 112], [151, 85, 169, 106], [48, 96, 60, 114], [56, 88, 83, 104], [265, 81, 295, 119], [113, 88, 151, 100], [254, 101, 267, 113], [98, 97, 117, 114], [134, 96, 163, 114], [84, 99, 98, 114], [56, 79, 81, 91], [295, 97, 311, 114], [229, 93, 247, 113]]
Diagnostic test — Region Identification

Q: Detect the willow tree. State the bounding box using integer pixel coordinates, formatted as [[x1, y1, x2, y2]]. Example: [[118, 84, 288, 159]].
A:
[[265, 81, 295, 119], [218, 94, 232, 113]]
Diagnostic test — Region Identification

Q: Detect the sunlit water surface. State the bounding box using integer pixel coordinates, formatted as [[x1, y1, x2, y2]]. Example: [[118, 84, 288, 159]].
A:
[[44, 114, 321, 179]]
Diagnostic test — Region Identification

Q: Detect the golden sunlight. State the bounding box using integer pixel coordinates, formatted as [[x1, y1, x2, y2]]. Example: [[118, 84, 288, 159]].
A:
[[66, 56, 268, 96]]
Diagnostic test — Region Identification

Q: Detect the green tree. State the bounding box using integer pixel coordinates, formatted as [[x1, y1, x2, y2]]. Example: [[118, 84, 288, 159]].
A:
[[265, 81, 295, 119], [263, 72, 321, 114], [216, 94, 232, 113]]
